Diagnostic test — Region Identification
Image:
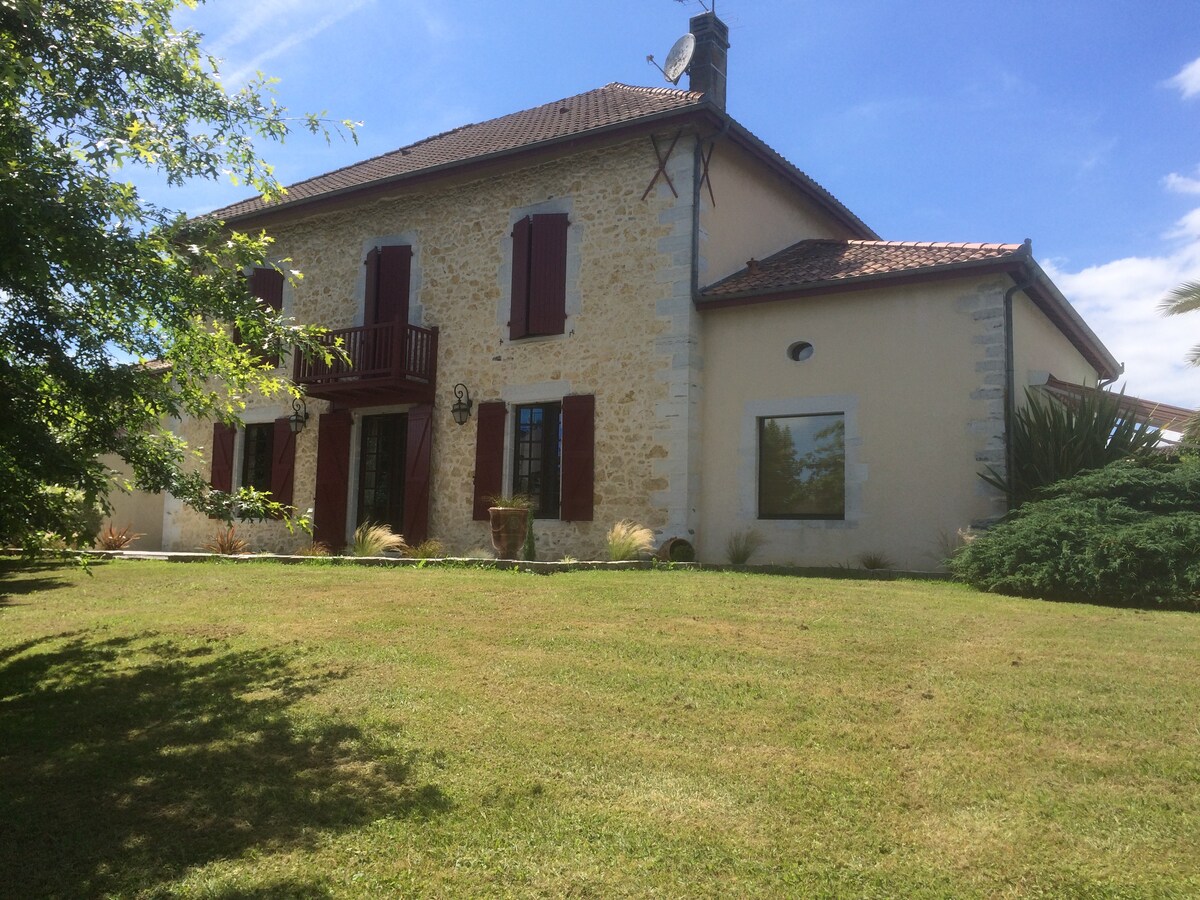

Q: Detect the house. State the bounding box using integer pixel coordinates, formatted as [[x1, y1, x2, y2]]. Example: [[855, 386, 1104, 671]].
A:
[[117, 10, 1121, 568]]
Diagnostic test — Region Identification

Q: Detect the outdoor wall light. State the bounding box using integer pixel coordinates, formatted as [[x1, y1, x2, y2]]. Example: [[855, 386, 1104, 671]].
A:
[[288, 396, 309, 434], [451, 383, 473, 426]]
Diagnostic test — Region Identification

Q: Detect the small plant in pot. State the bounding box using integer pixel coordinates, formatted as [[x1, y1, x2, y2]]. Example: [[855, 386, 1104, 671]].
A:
[[487, 494, 533, 560]]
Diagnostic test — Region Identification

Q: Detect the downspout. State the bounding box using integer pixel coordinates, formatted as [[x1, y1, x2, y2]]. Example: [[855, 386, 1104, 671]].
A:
[[690, 134, 703, 301]]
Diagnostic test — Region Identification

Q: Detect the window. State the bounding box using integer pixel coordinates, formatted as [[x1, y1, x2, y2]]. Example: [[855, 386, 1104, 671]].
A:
[[357, 413, 406, 532], [209, 419, 295, 512], [364, 245, 412, 326], [509, 213, 568, 339], [241, 423, 275, 493], [472, 394, 594, 522], [758, 413, 845, 519], [513, 402, 562, 518], [241, 267, 285, 365]]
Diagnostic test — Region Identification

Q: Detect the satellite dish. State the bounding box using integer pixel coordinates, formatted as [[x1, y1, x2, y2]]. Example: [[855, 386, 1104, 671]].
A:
[[662, 33, 695, 84]]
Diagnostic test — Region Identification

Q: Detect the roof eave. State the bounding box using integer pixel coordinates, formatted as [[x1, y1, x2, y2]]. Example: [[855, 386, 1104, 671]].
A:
[[215, 103, 726, 228], [697, 256, 1023, 308], [1016, 258, 1122, 381]]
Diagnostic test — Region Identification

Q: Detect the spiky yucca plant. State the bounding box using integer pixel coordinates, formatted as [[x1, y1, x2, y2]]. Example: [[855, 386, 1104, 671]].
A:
[[351, 522, 409, 557], [202, 526, 249, 555], [97, 523, 143, 550], [983, 386, 1162, 507], [606, 520, 655, 561]]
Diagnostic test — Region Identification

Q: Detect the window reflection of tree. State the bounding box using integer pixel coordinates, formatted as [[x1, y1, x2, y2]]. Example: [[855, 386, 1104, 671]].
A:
[[759, 415, 845, 518]]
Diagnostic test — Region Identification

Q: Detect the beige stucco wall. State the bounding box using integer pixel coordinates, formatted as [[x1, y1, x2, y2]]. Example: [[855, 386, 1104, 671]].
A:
[[1011, 292, 1100, 394], [698, 139, 858, 285], [163, 131, 700, 558], [697, 275, 1099, 570], [101, 455, 164, 550]]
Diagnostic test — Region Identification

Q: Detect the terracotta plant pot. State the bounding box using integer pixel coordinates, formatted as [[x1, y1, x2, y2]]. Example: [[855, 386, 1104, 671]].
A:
[[489, 507, 530, 560]]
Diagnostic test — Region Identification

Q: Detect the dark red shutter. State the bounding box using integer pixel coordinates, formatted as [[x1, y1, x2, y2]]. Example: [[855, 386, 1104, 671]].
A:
[[560, 393, 594, 521], [250, 267, 284, 311], [377, 245, 412, 326], [270, 416, 296, 508], [210, 423, 235, 492], [509, 217, 531, 339], [472, 401, 507, 520], [529, 213, 568, 336], [364, 248, 381, 325], [248, 267, 284, 365], [313, 410, 353, 550], [403, 404, 433, 544]]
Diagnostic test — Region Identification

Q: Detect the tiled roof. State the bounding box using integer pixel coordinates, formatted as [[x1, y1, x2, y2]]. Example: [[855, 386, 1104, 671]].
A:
[[701, 239, 1029, 298], [214, 83, 708, 220]]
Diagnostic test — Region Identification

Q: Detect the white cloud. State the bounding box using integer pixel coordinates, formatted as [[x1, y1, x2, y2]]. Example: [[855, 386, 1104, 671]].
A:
[[212, 0, 374, 87], [1041, 211, 1200, 409], [1167, 56, 1200, 99], [1164, 167, 1200, 195]]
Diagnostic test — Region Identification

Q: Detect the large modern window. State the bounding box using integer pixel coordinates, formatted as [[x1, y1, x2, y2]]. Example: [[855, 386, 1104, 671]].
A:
[[758, 413, 845, 519], [513, 401, 562, 518], [241, 422, 275, 493]]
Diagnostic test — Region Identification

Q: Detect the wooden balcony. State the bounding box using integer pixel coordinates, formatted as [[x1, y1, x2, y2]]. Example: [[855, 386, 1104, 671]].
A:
[[294, 321, 438, 407]]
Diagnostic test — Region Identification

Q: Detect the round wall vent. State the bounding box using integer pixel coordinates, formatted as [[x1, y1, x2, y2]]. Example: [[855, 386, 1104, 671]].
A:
[[787, 341, 814, 361]]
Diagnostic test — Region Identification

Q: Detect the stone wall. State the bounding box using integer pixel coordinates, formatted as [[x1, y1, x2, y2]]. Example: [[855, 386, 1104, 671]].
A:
[[165, 132, 697, 559]]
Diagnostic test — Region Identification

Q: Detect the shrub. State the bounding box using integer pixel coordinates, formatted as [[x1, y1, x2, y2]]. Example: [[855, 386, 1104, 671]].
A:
[[607, 520, 655, 561], [406, 539, 445, 559], [352, 523, 409, 557], [486, 494, 533, 509], [463, 546, 496, 560], [202, 526, 249, 555], [726, 528, 765, 565], [857, 551, 895, 570], [295, 541, 331, 557], [97, 524, 143, 550], [952, 457, 1200, 607]]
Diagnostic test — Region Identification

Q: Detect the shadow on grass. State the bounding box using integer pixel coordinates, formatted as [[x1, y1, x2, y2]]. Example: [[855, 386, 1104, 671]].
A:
[[0, 558, 77, 606], [0, 631, 450, 897]]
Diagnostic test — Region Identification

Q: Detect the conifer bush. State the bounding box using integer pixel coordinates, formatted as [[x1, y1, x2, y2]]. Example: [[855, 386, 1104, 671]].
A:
[[952, 457, 1200, 607]]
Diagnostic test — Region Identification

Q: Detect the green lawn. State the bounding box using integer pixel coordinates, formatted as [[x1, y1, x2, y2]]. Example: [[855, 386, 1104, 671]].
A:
[[1, 560, 1197, 898]]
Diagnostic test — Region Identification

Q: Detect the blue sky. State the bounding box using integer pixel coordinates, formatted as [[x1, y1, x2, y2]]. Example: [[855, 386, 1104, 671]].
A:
[[155, 0, 1200, 407]]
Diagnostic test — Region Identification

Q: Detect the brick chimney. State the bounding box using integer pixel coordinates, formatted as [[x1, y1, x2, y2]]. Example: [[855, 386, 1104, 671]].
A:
[[688, 11, 730, 110]]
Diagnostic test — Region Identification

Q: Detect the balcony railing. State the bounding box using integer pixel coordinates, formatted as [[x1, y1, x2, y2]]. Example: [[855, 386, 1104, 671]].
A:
[[294, 321, 437, 403]]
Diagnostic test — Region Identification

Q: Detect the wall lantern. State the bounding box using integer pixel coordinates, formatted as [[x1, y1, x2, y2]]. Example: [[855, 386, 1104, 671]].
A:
[[451, 383, 473, 426], [288, 396, 309, 434]]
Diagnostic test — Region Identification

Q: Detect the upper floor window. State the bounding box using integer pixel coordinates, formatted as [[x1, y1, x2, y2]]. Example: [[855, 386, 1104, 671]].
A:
[[364, 245, 412, 326], [509, 213, 568, 339], [236, 267, 285, 365]]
